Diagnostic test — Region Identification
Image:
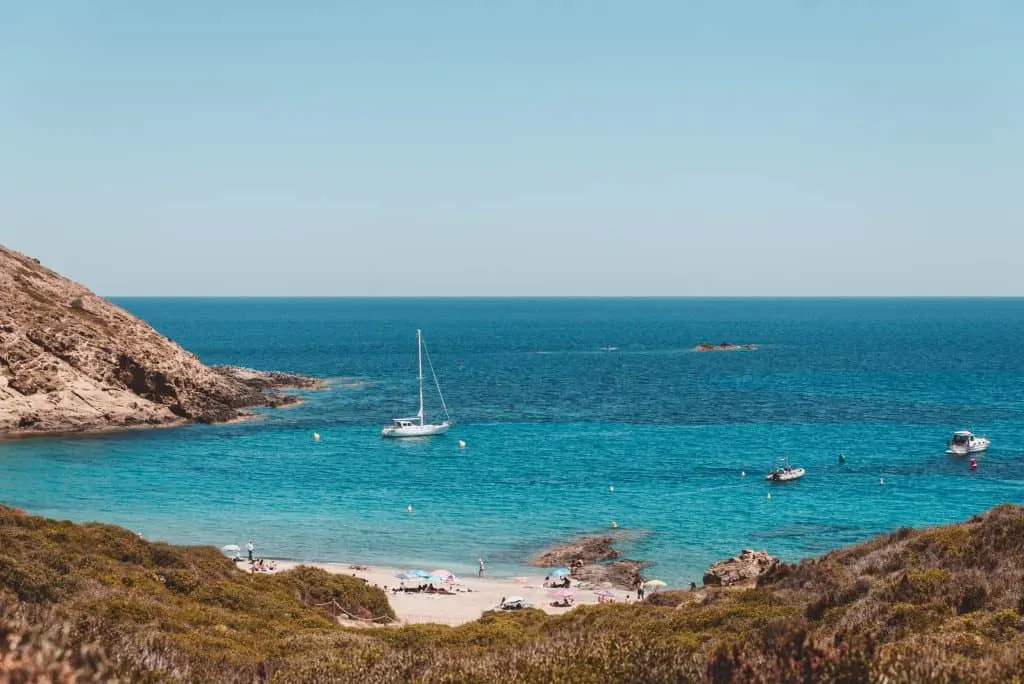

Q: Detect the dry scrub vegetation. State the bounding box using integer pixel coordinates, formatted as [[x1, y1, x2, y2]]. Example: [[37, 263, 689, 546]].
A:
[[2, 504, 1024, 682]]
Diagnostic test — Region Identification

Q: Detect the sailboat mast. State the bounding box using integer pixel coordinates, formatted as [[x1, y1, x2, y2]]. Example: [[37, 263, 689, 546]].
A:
[[417, 329, 424, 425]]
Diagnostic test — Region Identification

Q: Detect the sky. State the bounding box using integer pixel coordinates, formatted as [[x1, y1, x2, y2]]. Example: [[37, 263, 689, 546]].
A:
[[1, 1, 1022, 296]]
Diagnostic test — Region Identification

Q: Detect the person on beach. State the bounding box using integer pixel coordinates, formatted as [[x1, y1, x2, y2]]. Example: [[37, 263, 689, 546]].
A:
[[247, 539, 254, 562], [478, 558, 485, 577]]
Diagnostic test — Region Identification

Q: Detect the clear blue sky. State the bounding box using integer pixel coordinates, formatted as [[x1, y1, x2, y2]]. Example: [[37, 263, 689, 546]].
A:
[[2, 1, 1021, 296]]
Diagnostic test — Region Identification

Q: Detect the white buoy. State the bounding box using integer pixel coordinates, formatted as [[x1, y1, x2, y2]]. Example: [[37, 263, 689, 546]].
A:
[[766, 492, 772, 500], [741, 471, 746, 477], [313, 432, 320, 441], [609, 485, 615, 493], [407, 505, 413, 513], [879, 478, 885, 485], [611, 520, 618, 529], [458, 440, 466, 449]]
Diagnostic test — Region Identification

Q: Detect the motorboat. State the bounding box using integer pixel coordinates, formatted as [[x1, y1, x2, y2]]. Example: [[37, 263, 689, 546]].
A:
[[766, 457, 805, 482], [382, 330, 452, 438], [946, 431, 990, 455]]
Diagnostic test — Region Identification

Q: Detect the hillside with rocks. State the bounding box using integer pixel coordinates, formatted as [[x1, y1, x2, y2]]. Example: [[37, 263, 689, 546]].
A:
[[0, 244, 318, 435]]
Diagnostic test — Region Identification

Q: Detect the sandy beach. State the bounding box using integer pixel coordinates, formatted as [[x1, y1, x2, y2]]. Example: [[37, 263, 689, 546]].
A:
[[236, 558, 638, 626]]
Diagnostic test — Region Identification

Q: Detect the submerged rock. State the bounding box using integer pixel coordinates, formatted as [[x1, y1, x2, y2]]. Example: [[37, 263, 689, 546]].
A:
[[703, 549, 780, 587], [0, 244, 321, 435]]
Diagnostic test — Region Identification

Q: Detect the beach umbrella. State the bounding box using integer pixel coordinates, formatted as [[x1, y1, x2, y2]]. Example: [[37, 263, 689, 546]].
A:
[[430, 569, 453, 578], [408, 569, 430, 578], [426, 575, 449, 583], [550, 568, 571, 577], [595, 589, 615, 597], [222, 544, 240, 554], [550, 588, 575, 597], [503, 596, 525, 604], [643, 579, 667, 589], [394, 573, 414, 580]]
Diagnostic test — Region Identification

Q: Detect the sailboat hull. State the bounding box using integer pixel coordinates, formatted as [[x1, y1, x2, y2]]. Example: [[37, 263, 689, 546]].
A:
[[381, 422, 451, 438]]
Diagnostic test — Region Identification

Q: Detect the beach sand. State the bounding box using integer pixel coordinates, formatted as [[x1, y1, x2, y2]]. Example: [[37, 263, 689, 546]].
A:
[[237, 559, 636, 626]]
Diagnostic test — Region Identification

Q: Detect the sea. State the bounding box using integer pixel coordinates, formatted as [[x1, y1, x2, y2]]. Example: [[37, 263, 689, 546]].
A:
[[2, 298, 1023, 586]]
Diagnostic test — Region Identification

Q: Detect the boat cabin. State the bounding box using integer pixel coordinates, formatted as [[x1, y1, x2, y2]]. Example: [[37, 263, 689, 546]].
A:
[[950, 431, 974, 445], [391, 418, 418, 428]]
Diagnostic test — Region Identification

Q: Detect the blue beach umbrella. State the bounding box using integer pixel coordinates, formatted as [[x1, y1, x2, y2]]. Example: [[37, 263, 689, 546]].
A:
[[551, 568, 571, 577], [408, 569, 430, 578]]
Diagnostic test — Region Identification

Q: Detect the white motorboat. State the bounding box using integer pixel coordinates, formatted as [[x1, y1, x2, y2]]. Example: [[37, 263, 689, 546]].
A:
[[946, 431, 990, 455], [766, 458, 805, 482], [382, 330, 452, 438]]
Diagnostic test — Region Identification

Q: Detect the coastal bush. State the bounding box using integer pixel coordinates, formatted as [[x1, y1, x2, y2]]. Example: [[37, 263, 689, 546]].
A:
[[272, 565, 395, 622], [645, 589, 689, 606], [0, 598, 116, 683], [889, 568, 953, 603], [5, 503, 1024, 682]]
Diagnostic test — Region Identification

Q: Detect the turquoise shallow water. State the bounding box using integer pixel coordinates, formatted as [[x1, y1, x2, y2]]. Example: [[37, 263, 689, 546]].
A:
[[2, 298, 1023, 585]]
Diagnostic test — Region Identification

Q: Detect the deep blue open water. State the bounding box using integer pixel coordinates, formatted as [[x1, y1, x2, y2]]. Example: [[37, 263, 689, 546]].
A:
[[2, 298, 1023, 585]]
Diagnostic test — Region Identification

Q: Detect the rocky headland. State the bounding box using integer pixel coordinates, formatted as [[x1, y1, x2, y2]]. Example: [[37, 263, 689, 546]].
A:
[[0, 244, 321, 436]]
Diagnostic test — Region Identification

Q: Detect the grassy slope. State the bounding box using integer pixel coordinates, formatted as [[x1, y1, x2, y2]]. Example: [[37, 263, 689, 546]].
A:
[[2, 504, 1024, 683]]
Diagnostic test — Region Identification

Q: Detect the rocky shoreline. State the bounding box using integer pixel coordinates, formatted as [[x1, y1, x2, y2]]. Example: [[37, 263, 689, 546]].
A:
[[531, 532, 651, 590], [702, 549, 779, 587], [0, 244, 323, 436], [529, 532, 782, 591]]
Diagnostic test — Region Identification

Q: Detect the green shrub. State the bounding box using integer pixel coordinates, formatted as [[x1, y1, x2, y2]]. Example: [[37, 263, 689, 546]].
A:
[[3, 503, 1024, 683], [273, 565, 395, 622]]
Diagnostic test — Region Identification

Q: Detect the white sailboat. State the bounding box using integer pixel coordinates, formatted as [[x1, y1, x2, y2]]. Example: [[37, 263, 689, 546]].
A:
[[381, 330, 452, 438]]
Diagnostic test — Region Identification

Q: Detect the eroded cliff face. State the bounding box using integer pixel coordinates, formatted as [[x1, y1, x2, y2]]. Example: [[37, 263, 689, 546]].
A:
[[0, 244, 316, 435]]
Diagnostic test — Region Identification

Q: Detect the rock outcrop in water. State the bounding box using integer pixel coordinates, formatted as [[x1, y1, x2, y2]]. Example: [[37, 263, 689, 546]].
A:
[[531, 532, 651, 590], [702, 549, 779, 586], [531, 535, 623, 567], [0, 244, 320, 435], [694, 342, 758, 352]]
